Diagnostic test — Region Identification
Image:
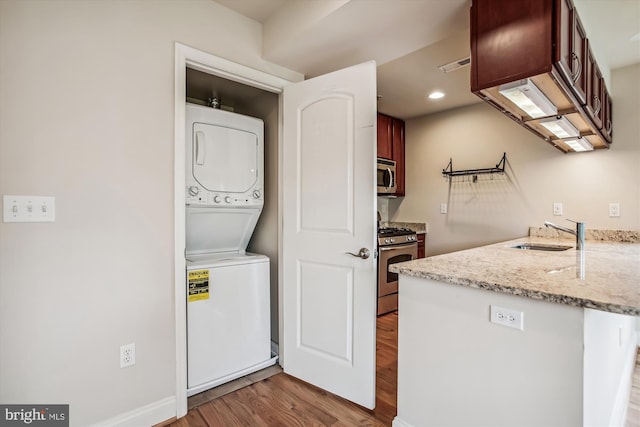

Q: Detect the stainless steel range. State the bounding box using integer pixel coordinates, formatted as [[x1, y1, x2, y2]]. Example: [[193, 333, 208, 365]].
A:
[[377, 227, 418, 315]]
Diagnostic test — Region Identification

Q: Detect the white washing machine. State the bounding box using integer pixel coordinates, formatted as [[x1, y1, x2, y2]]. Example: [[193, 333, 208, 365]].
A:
[[185, 103, 275, 396]]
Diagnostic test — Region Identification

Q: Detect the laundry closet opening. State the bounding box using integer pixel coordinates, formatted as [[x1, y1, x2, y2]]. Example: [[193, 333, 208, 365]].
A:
[[185, 66, 280, 360]]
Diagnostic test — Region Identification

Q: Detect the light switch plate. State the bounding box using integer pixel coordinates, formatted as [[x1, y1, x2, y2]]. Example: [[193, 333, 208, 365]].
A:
[[3, 195, 55, 222]]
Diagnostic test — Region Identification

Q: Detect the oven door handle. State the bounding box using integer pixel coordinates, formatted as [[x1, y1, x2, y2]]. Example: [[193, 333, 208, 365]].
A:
[[379, 242, 417, 251]]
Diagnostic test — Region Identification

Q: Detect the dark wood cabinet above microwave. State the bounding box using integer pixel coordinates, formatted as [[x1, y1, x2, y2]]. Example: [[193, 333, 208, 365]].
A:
[[470, 0, 612, 153], [377, 113, 405, 196]]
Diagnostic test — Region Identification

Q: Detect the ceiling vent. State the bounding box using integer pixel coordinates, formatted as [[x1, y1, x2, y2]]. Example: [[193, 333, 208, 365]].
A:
[[438, 56, 471, 73]]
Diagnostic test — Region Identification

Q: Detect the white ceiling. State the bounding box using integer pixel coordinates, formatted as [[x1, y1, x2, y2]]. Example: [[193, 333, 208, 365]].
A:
[[214, 0, 640, 120]]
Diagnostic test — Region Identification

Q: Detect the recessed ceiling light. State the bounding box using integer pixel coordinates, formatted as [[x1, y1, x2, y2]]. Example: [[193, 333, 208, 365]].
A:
[[428, 91, 445, 100]]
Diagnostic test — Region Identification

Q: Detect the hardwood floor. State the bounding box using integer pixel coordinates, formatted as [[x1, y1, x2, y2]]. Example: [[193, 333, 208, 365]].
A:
[[167, 312, 398, 427], [626, 348, 640, 427]]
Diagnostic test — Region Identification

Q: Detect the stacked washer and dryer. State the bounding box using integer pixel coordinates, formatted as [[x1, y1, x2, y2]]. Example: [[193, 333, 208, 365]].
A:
[[185, 103, 276, 397]]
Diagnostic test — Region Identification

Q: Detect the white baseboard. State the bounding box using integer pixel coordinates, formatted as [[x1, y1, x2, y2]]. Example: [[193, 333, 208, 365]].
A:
[[88, 396, 176, 427], [611, 333, 639, 427], [392, 416, 414, 427]]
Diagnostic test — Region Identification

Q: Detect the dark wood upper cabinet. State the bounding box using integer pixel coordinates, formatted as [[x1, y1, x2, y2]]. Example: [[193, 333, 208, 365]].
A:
[[377, 114, 393, 160], [602, 87, 613, 142], [556, 0, 587, 104], [471, 0, 612, 152], [470, 0, 554, 90], [585, 46, 604, 129], [377, 113, 405, 197], [391, 117, 405, 196]]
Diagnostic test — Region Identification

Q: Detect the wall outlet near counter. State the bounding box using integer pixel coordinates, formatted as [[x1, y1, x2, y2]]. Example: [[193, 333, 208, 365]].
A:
[[553, 202, 563, 216], [609, 203, 620, 217], [440, 203, 447, 214], [490, 305, 524, 331]]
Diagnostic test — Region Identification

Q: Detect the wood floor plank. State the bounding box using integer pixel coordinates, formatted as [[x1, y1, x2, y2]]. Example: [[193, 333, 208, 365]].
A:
[[252, 376, 337, 426], [267, 373, 383, 427], [168, 410, 207, 427], [198, 398, 248, 427]]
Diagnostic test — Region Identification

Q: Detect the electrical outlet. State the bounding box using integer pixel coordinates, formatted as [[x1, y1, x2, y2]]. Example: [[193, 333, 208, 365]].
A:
[[440, 203, 448, 214], [120, 343, 135, 368], [609, 203, 620, 217], [553, 202, 563, 216], [490, 305, 524, 330]]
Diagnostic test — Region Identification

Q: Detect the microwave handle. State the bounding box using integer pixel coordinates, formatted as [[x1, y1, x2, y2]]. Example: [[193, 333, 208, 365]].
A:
[[386, 168, 394, 190]]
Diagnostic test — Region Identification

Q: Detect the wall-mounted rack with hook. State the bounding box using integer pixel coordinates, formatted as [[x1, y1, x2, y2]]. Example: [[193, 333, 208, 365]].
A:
[[442, 153, 506, 179]]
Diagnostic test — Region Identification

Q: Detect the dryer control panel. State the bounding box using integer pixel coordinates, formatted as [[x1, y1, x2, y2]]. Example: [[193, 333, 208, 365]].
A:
[[185, 186, 263, 207]]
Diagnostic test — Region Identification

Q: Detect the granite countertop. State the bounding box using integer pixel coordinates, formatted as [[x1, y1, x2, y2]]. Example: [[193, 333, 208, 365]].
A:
[[390, 233, 640, 316]]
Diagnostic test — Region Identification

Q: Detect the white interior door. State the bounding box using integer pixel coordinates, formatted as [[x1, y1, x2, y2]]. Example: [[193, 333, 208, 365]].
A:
[[281, 61, 377, 409]]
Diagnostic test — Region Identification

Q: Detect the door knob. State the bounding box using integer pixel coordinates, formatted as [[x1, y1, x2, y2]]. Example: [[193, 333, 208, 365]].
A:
[[345, 248, 370, 259]]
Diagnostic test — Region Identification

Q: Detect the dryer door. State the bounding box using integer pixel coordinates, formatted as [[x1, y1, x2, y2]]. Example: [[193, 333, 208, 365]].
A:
[[192, 123, 258, 193]]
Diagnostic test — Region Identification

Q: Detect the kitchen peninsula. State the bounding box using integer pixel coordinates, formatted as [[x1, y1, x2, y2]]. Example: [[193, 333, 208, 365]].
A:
[[390, 229, 640, 427]]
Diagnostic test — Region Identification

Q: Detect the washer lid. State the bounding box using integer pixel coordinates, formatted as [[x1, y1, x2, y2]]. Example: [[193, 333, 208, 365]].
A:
[[185, 206, 261, 255], [192, 122, 258, 193], [186, 252, 269, 269]]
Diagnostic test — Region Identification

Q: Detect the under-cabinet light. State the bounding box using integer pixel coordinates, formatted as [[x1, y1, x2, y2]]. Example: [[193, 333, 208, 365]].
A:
[[539, 116, 580, 138], [564, 138, 594, 152], [498, 79, 557, 119], [438, 56, 471, 73]]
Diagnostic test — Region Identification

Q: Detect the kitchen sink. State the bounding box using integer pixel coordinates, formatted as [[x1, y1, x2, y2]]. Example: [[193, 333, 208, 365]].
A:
[[511, 243, 573, 251]]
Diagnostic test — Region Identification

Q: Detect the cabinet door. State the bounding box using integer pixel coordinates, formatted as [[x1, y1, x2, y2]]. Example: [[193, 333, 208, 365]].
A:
[[471, 0, 554, 91], [585, 46, 603, 129], [602, 88, 612, 142], [392, 118, 405, 196], [556, 0, 574, 85], [571, 12, 588, 104], [556, 0, 587, 105], [377, 114, 393, 159], [417, 233, 425, 259]]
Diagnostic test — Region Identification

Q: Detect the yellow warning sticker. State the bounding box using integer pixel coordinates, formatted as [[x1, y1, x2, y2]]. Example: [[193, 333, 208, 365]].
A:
[[188, 269, 209, 302]]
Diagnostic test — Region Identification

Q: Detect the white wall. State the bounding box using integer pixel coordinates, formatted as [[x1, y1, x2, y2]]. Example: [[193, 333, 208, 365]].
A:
[[0, 1, 300, 426], [390, 63, 640, 256]]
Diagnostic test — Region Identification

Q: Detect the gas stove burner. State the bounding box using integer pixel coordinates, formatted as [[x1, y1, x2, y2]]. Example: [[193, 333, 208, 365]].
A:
[[378, 227, 414, 237]]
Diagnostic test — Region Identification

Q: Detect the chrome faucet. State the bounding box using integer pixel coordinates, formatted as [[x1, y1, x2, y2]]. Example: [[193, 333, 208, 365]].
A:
[[544, 220, 585, 250]]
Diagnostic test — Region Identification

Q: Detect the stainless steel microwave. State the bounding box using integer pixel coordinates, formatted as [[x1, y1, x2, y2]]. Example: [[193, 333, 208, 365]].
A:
[[377, 158, 396, 194]]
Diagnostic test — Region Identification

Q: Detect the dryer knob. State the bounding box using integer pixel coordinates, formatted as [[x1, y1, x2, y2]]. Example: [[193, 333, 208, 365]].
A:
[[224, 196, 232, 204], [253, 190, 261, 199], [213, 195, 221, 203], [188, 186, 199, 196]]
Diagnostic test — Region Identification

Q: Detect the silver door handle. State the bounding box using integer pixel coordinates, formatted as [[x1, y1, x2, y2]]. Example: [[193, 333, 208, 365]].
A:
[[345, 248, 370, 259]]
